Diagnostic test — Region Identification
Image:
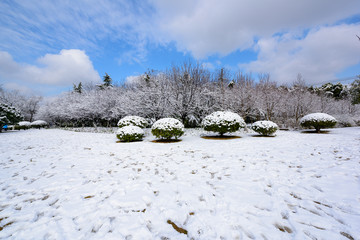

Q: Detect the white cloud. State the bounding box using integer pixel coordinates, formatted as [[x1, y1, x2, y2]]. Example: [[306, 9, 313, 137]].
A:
[[1, 0, 359, 91], [4, 0, 358, 61], [151, 0, 360, 58], [0, 49, 101, 86], [0, 0, 153, 59], [241, 24, 360, 85]]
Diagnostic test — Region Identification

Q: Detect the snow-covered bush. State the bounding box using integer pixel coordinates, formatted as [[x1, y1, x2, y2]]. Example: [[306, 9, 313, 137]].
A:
[[116, 126, 145, 142], [151, 118, 184, 140], [300, 113, 337, 132], [31, 120, 48, 129], [117, 116, 148, 128], [252, 120, 278, 136], [201, 111, 246, 136], [16, 121, 31, 130]]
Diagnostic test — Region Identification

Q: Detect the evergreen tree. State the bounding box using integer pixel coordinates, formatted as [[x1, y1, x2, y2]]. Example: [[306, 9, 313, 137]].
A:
[[309, 82, 348, 100], [73, 82, 82, 94], [98, 73, 113, 90], [103, 73, 112, 87], [350, 76, 360, 104], [0, 102, 23, 132]]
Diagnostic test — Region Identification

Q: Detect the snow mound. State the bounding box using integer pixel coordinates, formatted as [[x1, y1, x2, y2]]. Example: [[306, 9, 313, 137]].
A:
[[117, 116, 148, 128], [300, 113, 337, 124]]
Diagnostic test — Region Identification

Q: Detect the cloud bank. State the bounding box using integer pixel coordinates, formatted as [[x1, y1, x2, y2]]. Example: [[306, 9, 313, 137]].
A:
[[1, 0, 359, 90], [242, 24, 360, 84], [152, 0, 360, 58], [0, 49, 100, 86]]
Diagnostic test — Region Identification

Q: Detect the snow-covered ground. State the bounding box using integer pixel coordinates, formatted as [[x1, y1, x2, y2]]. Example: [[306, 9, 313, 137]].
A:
[[0, 128, 359, 240]]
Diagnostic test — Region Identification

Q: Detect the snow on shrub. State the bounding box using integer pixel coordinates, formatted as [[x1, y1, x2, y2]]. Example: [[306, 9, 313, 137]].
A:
[[116, 126, 145, 142], [30, 120, 48, 129], [117, 116, 148, 128], [252, 120, 278, 136], [19, 121, 31, 126], [300, 113, 337, 132], [201, 111, 246, 136], [16, 121, 31, 130], [151, 118, 184, 140]]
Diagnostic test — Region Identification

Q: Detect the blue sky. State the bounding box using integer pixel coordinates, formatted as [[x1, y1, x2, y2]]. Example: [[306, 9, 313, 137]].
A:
[[0, 0, 360, 96]]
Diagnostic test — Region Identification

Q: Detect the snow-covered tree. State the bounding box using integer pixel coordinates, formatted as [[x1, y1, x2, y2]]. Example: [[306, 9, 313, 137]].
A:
[[350, 76, 360, 104], [98, 73, 113, 90], [0, 88, 42, 122], [300, 113, 337, 132], [168, 62, 211, 127], [34, 62, 359, 129], [23, 96, 43, 122], [73, 82, 83, 94], [225, 72, 260, 123], [0, 102, 23, 132], [128, 71, 172, 121], [256, 74, 282, 121]]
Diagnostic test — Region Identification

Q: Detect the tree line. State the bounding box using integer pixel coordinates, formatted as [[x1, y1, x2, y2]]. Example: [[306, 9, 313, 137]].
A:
[[1, 62, 360, 129], [36, 62, 360, 128]]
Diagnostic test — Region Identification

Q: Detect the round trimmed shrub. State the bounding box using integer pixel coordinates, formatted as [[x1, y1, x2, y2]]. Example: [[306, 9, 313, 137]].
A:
[[201, 111, 246, 136], [117, 116, 148, 128], [116, 126, 145, 142], [151, 118, 184, 140], [30, 120, 48, 129], [252, 120, 278, 136], [16, 121, 31, 130], [300, 113, 337, 132]]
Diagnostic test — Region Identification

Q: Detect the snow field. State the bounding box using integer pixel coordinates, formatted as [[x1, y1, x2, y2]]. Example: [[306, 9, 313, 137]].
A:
[[0, 128, 359, 239]]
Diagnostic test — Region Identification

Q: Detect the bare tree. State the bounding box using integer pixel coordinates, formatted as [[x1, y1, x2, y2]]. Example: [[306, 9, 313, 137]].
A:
[[36, 62, 360, 129], [168, 62, 210, 126], [256, 73, 281, 121], [23, 96, 43, 122]]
